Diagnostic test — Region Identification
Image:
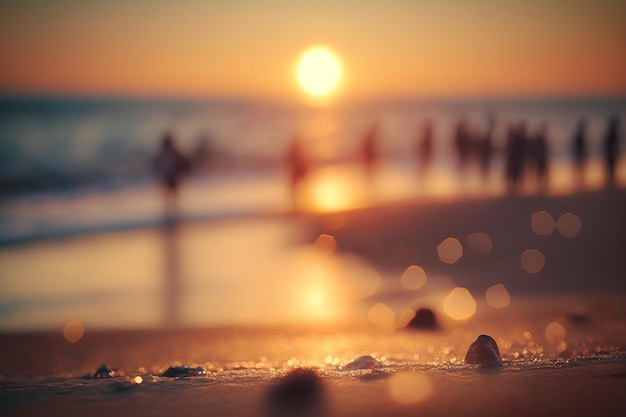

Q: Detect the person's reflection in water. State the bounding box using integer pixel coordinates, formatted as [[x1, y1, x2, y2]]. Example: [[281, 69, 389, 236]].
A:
[[153, 132, 191, 220], [162, 222, 182, 328]]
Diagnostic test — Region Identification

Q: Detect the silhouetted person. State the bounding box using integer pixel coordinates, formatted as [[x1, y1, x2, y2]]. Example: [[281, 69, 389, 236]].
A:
[[361, 123, 379, 178], [192, 134, 212, 173], [416, 119, 434, 179], [286, 136, 309, 208], [505, 121, 527, 194], [154, 132, 191, 219], [453, 119, 471, 172], [604, 115, 620, 187], [479, 114, 496, 179], [530, 123, 549, 192], [572, 119, 587, 187]]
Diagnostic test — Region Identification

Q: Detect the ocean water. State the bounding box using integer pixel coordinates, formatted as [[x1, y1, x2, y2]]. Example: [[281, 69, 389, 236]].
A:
[[0, 95, 625, 244]]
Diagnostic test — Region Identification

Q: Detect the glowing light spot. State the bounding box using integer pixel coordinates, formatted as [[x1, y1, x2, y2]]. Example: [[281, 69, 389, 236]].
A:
[[400, 265, 427, 290], [296, 46, 342, 97], [443, 287, 476, 320], [557, 213, 582, 238], [368, 303, 396, 333], [545, 321, 567, 353], [63, 320, 85, 343], [466, 233, 493, 255], [531, 211, 556, 236], [388, 371, 433, 405], [486, 284, 511, 309], [437, 237, 463, 264], [521, 249, 545, 273], [314, 233, 337, 254], [134, 376, 143, 384], [306, 168, 366, 212]]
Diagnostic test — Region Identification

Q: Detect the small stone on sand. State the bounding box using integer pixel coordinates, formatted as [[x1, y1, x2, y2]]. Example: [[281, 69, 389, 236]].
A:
[[90, 364, 117, 379], [267, 368, 324, 408], [464, 335, 503, 366], [342, 355, 382, 370], [407, 308, 438, 330], [162, 365, 207, 378]]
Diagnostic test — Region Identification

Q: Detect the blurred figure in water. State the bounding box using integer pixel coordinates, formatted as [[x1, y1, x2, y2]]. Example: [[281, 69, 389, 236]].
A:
[[505, 121, 527, 194], [478, 113, 496, 180], [603, 115, 620, 188], [453, 119, 471, 172], [360, 123, 380, 179], [191, 134, 213, 174], [572, 119, 587, 188], [416, 119, 434, 180], [154, 132, 191, 219], [529, 123, 549, 193], [286, 135, 309, 209]]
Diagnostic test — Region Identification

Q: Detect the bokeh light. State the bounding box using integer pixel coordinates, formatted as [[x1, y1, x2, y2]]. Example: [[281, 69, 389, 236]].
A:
[[531, 211, 556, 236], [545, 321, 567, 353], [521, 249, 545, 274], [400, 265, 427, 290], [557, 212, 582, 238], [485, 284, 511, 309], [134, 376, 143, 384], [388, 371, 433, 405], [437, 237, 463, 264], [63, 320, 85, 343], [466, 233, 493, 255], [443, 287, 476, 320], [314, 233, 337, 254], [368, 303, 396, 333]]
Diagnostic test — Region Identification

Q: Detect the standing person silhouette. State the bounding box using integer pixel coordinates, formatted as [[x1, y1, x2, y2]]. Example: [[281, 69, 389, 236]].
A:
[[604, 115, 620, 188], [572, 119, 587, 188], [361, 123, 379, 179], [416, 119, 434, 180], [531, 123, 549, 193], [154, 132, 191, 220], [286, 135, 309, 209]]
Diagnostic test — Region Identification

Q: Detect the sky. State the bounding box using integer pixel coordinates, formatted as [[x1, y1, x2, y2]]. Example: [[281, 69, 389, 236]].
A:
[[0, 0, 625, 101]]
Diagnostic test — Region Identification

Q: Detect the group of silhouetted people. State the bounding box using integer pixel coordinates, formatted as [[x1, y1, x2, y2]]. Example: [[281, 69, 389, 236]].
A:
[[570, 116, 622, 188], [157, 114, 621, 215]]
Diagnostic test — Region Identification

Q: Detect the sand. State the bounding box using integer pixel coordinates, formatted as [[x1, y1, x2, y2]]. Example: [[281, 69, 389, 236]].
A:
[[1, 188, 626, 416]]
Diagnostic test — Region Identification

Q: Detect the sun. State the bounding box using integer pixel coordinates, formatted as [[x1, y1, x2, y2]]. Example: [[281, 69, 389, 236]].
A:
[[296, 46, 343, 97]]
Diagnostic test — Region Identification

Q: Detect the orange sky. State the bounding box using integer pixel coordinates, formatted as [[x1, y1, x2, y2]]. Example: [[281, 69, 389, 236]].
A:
[[0, 0, 624, 101]]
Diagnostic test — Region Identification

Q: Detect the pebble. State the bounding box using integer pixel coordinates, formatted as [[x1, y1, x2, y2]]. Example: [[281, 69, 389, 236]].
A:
[[89, 364, 117, 379], [266, 368, 324, 409], [406, 308, 438, 330], [464, 335, 503, 366], [342, 355, 381, 370], [162, 365, 208, 378]]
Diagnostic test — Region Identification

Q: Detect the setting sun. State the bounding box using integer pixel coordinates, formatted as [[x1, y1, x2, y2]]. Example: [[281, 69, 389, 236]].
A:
[[296, 46, 343, 97]]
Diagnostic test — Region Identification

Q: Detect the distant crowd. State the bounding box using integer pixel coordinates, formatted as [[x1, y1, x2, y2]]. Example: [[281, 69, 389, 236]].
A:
[[286, 113, 621, 202], [153, 114, 621, 214]]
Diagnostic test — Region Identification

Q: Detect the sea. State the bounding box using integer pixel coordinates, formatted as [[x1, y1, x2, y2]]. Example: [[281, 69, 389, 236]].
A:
[[0, 95, 624, 245]]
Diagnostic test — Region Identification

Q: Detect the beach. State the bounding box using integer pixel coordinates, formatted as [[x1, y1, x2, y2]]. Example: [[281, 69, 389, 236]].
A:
[[2, 188, 626, 416]]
